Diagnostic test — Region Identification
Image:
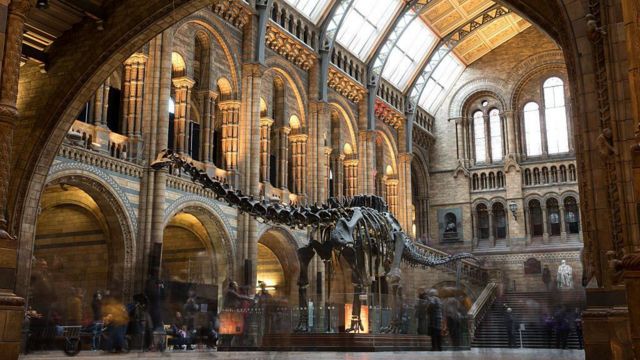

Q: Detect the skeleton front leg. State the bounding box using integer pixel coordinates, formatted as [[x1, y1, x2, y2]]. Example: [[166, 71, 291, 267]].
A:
[[295, 245, 316, 332]]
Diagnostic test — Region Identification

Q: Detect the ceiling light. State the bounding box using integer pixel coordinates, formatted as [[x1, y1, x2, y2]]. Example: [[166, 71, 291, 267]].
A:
[[36, 0, 48, 9]]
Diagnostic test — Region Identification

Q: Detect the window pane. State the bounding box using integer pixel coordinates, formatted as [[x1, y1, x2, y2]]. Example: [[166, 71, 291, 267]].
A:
[[474, 111, 486, 163], [335, 0, 401, 59], [284, 0, 332, 22], [489, 109, 503, 162], [381, 16, 436, 89], [543, 77, 569, 154], [524, 102, 542, 156], [417, 54, 463, 113]]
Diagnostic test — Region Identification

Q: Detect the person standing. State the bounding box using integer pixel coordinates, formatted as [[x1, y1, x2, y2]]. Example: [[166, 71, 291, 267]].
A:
[[415, 291, 429, 335], [426, 289, 443, 351], [505, 308, 516, 348], [573, 308, 583, 349], [542, 265, 551, 291]]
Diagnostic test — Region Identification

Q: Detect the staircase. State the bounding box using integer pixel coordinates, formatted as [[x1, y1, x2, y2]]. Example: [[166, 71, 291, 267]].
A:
[[472, 290, 585, 349]]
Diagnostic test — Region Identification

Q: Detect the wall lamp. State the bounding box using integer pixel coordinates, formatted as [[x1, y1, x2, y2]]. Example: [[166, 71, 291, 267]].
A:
[[509, 201, 518, 220]]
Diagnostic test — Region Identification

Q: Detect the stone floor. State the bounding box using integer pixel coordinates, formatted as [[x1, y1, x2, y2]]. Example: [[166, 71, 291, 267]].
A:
[[21, 349, 585, 360]]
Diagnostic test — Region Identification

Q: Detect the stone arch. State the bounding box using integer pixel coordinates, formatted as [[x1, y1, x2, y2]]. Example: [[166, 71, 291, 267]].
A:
[[257, 226, 300, 301], [32, 172, 136, 301], [264, 65, 307, 128], [328, 101, 358, 153], [375, 127, 398, 173], [559, 190, 580, 204], [217, 77, 233, 99], [510, 63, 568, 112], [173, 14, 241, 94], [162, 201, 234, 289], [448, 78, 509, 118], [12, 1, 212, 298]]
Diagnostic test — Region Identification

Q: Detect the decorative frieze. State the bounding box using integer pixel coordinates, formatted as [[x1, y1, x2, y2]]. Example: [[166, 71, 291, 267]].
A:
[[374, 99, 404, 129], [211, 0, 251, 29], [328, 66, 367, 103], [265, 24, 316, 71]]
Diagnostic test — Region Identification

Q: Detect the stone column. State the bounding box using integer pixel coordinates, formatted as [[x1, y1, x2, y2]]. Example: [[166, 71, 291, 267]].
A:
[[289, 132, 308, 195], [487, 210, 495, 246], [344, 158, 358, 197], [201, 90, 218, 164], [92, 78, 111, 152], [171, 77, 195, 155], [397, 152, 414, 234], [358, 130, 376, 194], [0, 2, 31, 359], [542, 206, 549, 244], [455, 118, 465, 160], [504, 110, 518, 156], [524, 207, 532, 245], [484, 113, 491, 163], [277, 126, 290, 189], [259, 117, 274, 183], [560, 206, 567, 242], [122, 52, 148, 161], [385, 177, 399, 216], [540, 111, 549, 156], [471, 210, 478, 248], [324, 147, 332, 198], [335, 154, 345, 197], [238, 63, 264, 290], [219, 100, 241, 173]]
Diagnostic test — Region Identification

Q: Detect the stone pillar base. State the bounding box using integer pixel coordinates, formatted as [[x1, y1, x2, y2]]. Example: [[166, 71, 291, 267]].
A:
[[0, 291, 24, 360], [583, 288, 633, 360]]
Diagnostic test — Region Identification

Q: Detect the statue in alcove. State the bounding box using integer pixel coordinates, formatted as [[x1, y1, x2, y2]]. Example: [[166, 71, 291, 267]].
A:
[[442, 213, 459, 241]]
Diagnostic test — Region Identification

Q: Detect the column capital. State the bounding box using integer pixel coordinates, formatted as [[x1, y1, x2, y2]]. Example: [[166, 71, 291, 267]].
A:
[[124, 52, 148, 65], [280, 126, 291, 135], [344, 158, 359, 167], [289, 133, 308, 143], [385, 177, 399, 186], [260, 117, 274, 127], [398, 152, 413, 163], [172, 76, 195, 89], [218, 99, 242, 110], [324, 147, 333, 156], [242, 62, 267, 77]]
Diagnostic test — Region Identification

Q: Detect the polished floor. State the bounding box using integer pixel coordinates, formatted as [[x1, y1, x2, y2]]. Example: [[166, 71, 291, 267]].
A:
[[21, 349, 585, 360]]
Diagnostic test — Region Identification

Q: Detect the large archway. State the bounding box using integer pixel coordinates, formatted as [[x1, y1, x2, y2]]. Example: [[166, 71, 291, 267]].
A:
[[257, 227, 300, 302], [29, 175, 134, 324]]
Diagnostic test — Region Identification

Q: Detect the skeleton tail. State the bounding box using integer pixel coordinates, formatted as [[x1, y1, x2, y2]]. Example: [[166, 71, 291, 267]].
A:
[[401, 234, 476, 268]]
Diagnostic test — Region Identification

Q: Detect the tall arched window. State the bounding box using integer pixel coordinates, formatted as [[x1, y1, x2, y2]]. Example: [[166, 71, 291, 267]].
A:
[[547, 198, 561, 236], [543, 77, 569, 154], [473, 110, 486, 163], [524, 102, 542, 156], [489, 109, 503, 162], [564, 197, 580, 234], [493, 203, 506, 239], [529, 200, 543, 236], [476, 204, 489, 239]]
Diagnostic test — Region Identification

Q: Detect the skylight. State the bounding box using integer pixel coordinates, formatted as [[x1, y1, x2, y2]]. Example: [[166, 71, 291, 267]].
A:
[[381, 15, 436, 90], [335, 0, 401, 60], [418, 53, 464, 113], [284, 0, 333, 23]]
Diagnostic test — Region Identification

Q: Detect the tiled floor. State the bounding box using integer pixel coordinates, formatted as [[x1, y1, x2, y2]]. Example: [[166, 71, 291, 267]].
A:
[[21, 349, 585, 360]]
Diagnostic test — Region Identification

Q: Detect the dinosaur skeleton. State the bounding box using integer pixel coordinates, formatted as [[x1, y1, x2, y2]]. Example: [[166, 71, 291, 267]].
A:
[[151, 150, 476, 333]]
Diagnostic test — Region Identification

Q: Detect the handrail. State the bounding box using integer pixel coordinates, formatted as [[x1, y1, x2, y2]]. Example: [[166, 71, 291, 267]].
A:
[[414, 242, 488, 285], [467, 282, 498, 338]]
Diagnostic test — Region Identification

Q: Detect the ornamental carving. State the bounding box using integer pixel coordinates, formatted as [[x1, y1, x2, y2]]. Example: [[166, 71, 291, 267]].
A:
[[374, 99, 404, 130], [265, 25, 316, 71], [328, 66, 367, 103], [212, 0, 251, 29]]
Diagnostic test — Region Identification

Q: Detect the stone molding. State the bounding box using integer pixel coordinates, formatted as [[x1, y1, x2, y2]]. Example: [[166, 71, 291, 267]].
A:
[[328, 66, 367, 103], [448, 78, 509, 118], [211, 0, 251, 29], [374, 99, 404, 129], [265, 24, 316, 71]]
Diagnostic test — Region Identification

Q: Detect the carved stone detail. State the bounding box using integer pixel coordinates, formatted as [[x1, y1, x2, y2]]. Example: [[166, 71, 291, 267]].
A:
[[265, 25, 315, 71], [374, 99, 404, 129], [328, 66, 367, 103], [211, 0, 251, 29]]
